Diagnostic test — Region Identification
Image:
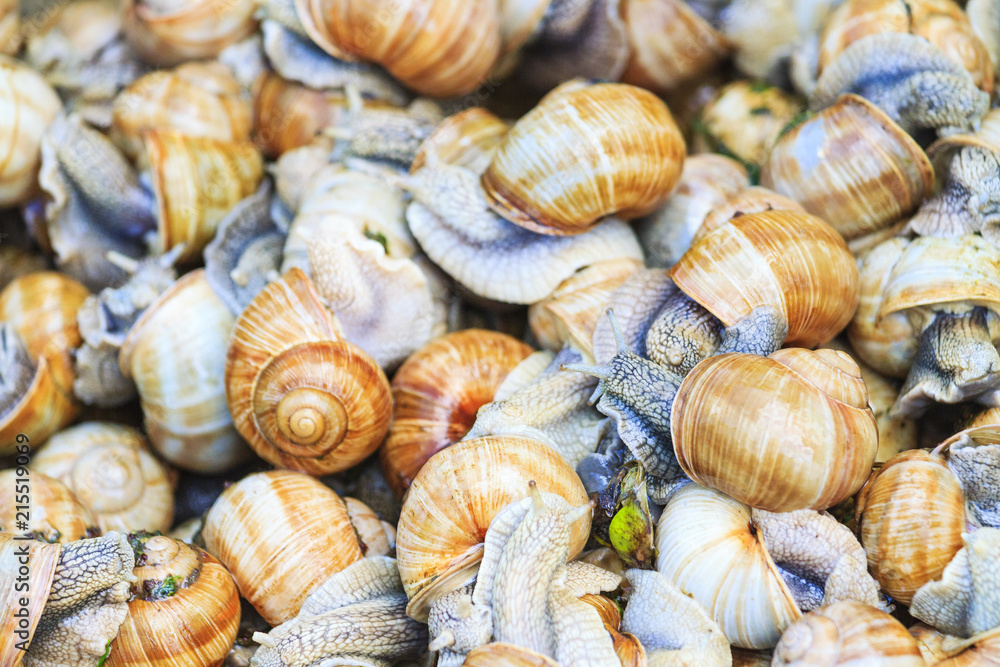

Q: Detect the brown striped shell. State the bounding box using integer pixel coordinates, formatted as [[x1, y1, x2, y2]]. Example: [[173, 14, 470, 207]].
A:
[[293, 0, 501, 97], [772, 602, 925, 666], [225, 268, 392, 476], [855, 449, 967, 605], [396, 435, 590, 622], [111, 62, 252, 161], [672, 348, 878, 512], [411, 107, 510, 174], [144, 130, 264, 262], [378, 329, 533, 498], [121, 0, 258, 66], [0, 272, 88, 452], [0, 471, 95, 542], [482, 80, 686, 235], [106, 536, 240, 667], [762, 94, 934, 242], [202, 470, 363, 625], [0, 57, 61, 207], [251, 73, 358, 159], [817, 0, 994, 94], [0, 533, 60, 665], [670, 209, 859, 349]]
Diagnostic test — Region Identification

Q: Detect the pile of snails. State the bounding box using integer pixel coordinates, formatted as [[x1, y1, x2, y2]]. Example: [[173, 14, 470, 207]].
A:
[[2, 0, 1000, 665]]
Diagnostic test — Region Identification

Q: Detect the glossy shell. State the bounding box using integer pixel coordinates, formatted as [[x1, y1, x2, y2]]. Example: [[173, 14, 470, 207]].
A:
[[0, 470, 95, 542], [396, 435, 590, 621], [202, 470, 363, 625], [670, 209, 859, 348], [673, 348, 878, 512], [411, 107, 509, 174], [0, 57, 61, 207], [226, 268, 392, 475], [122, 0, 258, 66], [379, 329, 533, 498], [482, 81, 686, 235], [762, 94, 934, 242]]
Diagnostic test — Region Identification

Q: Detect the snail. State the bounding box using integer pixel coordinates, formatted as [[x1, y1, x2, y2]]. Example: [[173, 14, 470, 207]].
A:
[[0, 271, 89, 452], [771, 601, 926, 666], [378, 329, 533, 498], [120, 269, 254, 474], [481, 80, 686, 236], [860, 234, 1000, 417], [817, 0, 994, 94], [31, 422, 176, 534], [110, 61, 253, 161], [121, 0, 259, 66], [854, 449, 967, 605], [250, 556, 427, 667], [634, 154, 749, 269], [395, 435, 590, 622], [907, 108, 1000, 240], [106, 534, 240, 667], [202, 470, 367, 626], [935, 419, 1000, 529], [224, 268, 392, 475], [763, 93, 934, 246], [0, 470, 96, 543], [809, 33, 990, 137], [655, 484, 883, 649], [0, 56, 62, 207], [0, 531, 137, 667], [0, 0, 17, 55], [292, 0, 501, 98], [410, 107, 510, 175], [910, 622, 1000, 666]]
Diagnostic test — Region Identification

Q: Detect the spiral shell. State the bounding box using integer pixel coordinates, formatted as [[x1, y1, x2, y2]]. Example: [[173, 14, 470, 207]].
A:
[[120, 269, 251, 474], [772, 601, 925, 666], [202, 469, 363, 625], [672, 348, 878, 512], [0, 272, 89, 452], [911, 624, 1000, 666], [396, 435, 590, 621], [655, 483, 802, 649], [762, 94, 934, 242], [111, 62, 252, 160], [293, 0, 501, 97], [0, 533, 60, 665], [122, 0, 258, 66], [107, 536, 240, 667], [31, 423, 174, 534], [855, 449, 967, 605], [379, 329, 533, 498], [0, 56, 62, 207], [670, 209, 859, 349], [252, 73, 357, 159], [817, 0, 994, 94], [482, 80, 686, 235], [225, 268, 392, 476], [694, 186, 807, 245], [0, 470, 95, 542], [144, 130, 264, 262], [411, 107, 510, 174]]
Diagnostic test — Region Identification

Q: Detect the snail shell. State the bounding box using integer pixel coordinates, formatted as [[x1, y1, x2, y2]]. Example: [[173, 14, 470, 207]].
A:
[[856, 449, 967, 604], [396, 434, 590, 622], [694, 186, 807, 245], [0, 271, 88, 452], [122, 0, 258, 66], [111, 62, 252, 161], [0, 533, 62, 665], [670, 209, 859, 349], [673, 348, 878, 512], [106, 536, 240, 667], [120, 269, 252, 474], [411, 107, 510, 175], [817, 0, 994, 94], [31, 422, 176, 534], [292, 0, 501, 97], [0, 470, 95, 542], [0, 0, 18, 56], [911, 623, 1000, 666], [772, 601, 925, 666], [225, 268, 392, 476], [762, 94, 934, 243], [482, 80, 686, 236], [202, 469, 364, 625], [144, 130, 264, 263], [0, 56, 62, 207], [378, 329, 533, 498]]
